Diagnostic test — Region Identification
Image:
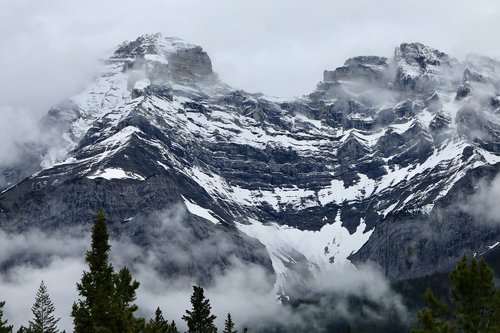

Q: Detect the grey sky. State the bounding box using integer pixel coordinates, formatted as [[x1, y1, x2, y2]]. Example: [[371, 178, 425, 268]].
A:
[[1, 0, 500, 112]]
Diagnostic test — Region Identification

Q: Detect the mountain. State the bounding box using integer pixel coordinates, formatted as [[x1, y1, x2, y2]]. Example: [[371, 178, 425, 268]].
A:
[[1, 33, 500, 293]]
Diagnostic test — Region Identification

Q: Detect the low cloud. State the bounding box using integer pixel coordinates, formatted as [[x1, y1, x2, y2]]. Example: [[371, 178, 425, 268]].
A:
[[0, 228, 88, 331], [0, 106, 43, 167], [0, 206, 408, 332], [462, 172, 500, 224]]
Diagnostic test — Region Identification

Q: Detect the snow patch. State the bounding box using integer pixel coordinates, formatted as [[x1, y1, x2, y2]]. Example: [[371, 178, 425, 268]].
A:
[[488, 242, 500, 250], [133, 79, 151, 91], [318, 174, 376, 205], [87, 168, 145, 181], [382, 202, 398, 217], [144, 54, 169, 65], [390, 120, 414, 134], [236, 215, 373, 290], [157, 161, 170, 171], [182, 195, 220, 224], [187, 167, 318, 211]]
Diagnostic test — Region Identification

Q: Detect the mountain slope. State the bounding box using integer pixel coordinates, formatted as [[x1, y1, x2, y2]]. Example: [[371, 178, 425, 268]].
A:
[[1, 34, 500, 292]]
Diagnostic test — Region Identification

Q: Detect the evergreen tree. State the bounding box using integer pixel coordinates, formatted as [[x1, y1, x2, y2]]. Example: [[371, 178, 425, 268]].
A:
[[412, 255, 500, 333], [182, 286, 217, 333], [29, 281, 60, 333], [222, 314, 237, 333], [72, 209, 141, 333], [170, 320, 178, 333], [113, 267, 140, 332], [145, 308, 168, 333], [133, 318, 146, 333], [16, 326, 31, 333], [145, 308, 178, 333], [145, 307, 168, 333], [0, 301, 13, 333], [72, 209, 115, 333]]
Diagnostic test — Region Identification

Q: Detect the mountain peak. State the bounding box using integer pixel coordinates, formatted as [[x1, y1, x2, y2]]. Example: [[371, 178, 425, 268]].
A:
[[110, 33, 217, 90], [3, 35, 500, 294], [113, 33, 198, 58], [395, 42, 450, 68]]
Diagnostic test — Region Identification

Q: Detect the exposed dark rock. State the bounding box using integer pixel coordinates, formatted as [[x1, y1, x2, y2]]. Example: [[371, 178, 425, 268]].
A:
[[2, 35, 500, 286]]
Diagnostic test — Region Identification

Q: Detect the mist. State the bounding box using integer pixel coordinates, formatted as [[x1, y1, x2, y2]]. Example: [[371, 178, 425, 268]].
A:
[[2, 0, 500, 107], [0, 106, 43, 167], [461, 173, 500, 225], [0, 206, 408, 332]]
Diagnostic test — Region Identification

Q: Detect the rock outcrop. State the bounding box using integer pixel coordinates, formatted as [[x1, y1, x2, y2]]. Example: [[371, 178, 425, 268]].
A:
[[2, 35, 500, 288]]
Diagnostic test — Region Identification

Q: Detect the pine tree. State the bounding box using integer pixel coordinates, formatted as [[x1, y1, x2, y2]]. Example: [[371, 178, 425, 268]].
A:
[[145, 308, 178, 333], [72, 209, 115, 333], [0, 301, 13, 333], [72, 209, 141, 333], [16, 326, 31, 333], [28, 281, 60, 333], [145, 307, 167, 333], [113, 267, 140, 332], [145, 308, 168, 333], [133, 318, 146, 333], [182, 286, 217, 333], [450, 256, 500, 332], [222, 314, 237, 333], [412, 255, 500, 333], [169, 320, 178, 333]]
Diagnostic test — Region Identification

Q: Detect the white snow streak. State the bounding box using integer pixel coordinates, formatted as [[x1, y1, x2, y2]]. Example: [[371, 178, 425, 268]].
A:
[[87, 168, 144, 181], [182, 195, 220, 224]]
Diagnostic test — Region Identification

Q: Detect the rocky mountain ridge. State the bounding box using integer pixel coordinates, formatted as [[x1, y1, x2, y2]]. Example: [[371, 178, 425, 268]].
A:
[[1, 33, 500, 292]]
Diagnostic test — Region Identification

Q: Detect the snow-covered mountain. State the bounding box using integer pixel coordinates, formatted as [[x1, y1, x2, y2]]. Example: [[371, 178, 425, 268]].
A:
[[2, 33, 500, 292]]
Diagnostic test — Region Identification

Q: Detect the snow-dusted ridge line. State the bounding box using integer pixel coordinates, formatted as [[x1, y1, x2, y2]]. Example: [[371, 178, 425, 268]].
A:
[[34, 35, 500, 225], [7, 35, 500, 284], [182, 137, 500, 215]]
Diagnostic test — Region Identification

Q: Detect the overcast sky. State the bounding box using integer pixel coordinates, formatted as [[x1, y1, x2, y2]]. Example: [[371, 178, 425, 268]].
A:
[[1, 1, 500, 328], [1, 0, 500, 115]]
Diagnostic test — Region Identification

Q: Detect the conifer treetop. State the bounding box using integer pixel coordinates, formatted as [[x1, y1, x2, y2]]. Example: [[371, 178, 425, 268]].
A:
[[29, 281, 60, 333], [0, 300, 13, 333]]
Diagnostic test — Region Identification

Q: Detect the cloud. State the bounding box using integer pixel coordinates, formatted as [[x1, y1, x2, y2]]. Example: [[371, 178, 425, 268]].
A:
[[0, 228, 89, 267], [462, 172, 500, 224], [1, 0, 500, 107], [0, 229, 88, 331], [0, 206, 408, 332], [0, 106, 42, 167]]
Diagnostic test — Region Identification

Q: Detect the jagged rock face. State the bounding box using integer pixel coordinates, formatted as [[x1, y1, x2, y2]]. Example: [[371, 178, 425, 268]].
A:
[[2, 35, 500, 287], [115, 33, 217, 87], [323, 56, 388, 82]]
